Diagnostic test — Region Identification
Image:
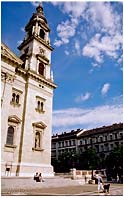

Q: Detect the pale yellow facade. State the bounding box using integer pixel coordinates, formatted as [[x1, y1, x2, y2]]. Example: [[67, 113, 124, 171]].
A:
[[1, 4, 57, 177]]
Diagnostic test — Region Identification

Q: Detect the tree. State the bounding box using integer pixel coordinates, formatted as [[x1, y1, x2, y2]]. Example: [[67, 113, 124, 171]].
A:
[[80, 148, 99, 179], [52, 150, 80, 172], [105, 145, 123, 182]]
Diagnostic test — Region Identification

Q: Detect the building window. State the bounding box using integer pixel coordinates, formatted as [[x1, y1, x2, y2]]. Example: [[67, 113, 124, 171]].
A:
[[119, 132, 123, 138], [95, 145, 99, 152], [72, 140, 75, 145], [59, 142, 61, 148], [100, 136, 103, 142], [38, 62, 44, 76], [35, 96, 45, 113], [5, 115, 21, 148], [40, 29, 45, 39], [63, 142, 65, 147], [65, 141, 68, 147], [104, 143, 109, 151], [104, 136, 107, 141], [6, 126, 14, 145], [37, 101, 43, 111], [114, 133, 118, 139], [110, 134, 113, 140], [101, 145, 104, 152], [10, 88, 22, 107], [90, 138, 92, 144]]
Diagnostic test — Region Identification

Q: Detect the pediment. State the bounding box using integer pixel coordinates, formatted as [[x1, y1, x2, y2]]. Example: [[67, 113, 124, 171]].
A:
[[8, 115, 21, 123], [32, 121, 47, 129], [1, 42, 23, 65]]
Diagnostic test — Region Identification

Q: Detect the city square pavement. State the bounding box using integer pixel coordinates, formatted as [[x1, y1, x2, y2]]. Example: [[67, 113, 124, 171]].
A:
[[1, 176, 123, 196]]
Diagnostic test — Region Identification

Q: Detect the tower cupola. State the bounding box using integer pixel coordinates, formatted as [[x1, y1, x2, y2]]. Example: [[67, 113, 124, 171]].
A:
[[24, 3, 50, 40], [18, 3, 54, 82]]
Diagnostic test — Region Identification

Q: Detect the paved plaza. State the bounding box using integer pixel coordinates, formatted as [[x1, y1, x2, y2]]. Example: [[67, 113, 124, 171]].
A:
[[1, 176, 123, 196]]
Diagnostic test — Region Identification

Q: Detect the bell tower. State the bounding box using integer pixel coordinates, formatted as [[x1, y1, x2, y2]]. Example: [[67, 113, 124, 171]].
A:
[[18, 3, 53, 81], [15, 3, 57, 177]]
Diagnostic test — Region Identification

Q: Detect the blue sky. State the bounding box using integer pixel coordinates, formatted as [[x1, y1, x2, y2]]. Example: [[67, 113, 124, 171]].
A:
[[1, 1, 123, 134]]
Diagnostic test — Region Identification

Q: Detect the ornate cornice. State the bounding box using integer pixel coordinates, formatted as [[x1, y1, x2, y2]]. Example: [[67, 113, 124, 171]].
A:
[[1, 42, 23, 66], [36, 54, 49, 64], [18, 34, 53, 51], [8, 115, 21, 123], [28, 70, 57, 89], [16, 67, 57, 89], [1, 71, 16, 83], [32, 121, 47, 129]]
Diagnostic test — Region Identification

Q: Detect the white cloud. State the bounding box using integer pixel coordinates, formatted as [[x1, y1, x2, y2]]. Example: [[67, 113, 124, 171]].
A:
[[74, 40, 81, 55], [53, 2, 122, 65], [62, 2, 87, 18], [82, 33, 122, 64], [53, 96, 122, 132], [75, 92, 91, 102], [65, 50, 69, 56], [53, 2, 87, 47], [54, 39, 63, 47], [101, 83, 110, 96], [51, 2, 87, 18], [54, 18, 78, 46]]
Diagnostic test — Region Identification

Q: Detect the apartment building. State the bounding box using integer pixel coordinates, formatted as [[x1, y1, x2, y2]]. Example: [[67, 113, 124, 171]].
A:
[[51, 123, 123, 160]]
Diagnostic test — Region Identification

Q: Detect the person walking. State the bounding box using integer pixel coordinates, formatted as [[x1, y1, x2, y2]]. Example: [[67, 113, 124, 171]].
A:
[[95, 172, 104, 193]]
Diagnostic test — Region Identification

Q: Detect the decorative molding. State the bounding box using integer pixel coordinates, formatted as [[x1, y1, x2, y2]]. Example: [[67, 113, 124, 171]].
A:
[[32, 121, 47, 129], [1, 71, 16, 83], [18, 34, 53, 51], [27, 70, 57, 89], [32, 147, 44, 152], [8, 115, 21, 124], [4, 144, 17, 149], [1, 42, 23, 66], [12, 87, 23, 94], [36, 53, 49, 64], [10, 101, 21, 107], [36, 95, 46, 101], [35, 108, 45, 114]]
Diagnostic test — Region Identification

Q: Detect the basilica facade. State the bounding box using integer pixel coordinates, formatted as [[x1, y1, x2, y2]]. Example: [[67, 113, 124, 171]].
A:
[[1, 4, 57, 177]]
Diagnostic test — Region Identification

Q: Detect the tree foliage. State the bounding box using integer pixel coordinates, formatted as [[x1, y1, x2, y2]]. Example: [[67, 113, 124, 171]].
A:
[[52, 145, 123, 180]]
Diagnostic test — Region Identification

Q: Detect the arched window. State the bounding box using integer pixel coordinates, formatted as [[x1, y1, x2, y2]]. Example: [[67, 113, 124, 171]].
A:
[[6, 126, 14, 145], [41, 102, 43, 111], [16, 95, 19, 104], [35, 132, 40, 148], [40, 29, 45, 39], [38, 63, 44, 76], [37, 101, 40, 110], [12, 93, 16, 102]]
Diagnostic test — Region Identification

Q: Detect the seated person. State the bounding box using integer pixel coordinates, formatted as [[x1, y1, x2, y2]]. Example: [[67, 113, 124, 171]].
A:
[[34, 172, 39, 182], [39, 172, 44, 182]]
